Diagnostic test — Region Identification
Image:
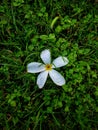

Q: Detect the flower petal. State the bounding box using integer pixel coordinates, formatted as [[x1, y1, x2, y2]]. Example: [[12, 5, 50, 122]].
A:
[[40, 49, 51, 64], [52, 56, 69, 68], [27, 62, 45, 73], [37, 71, 48, 88], [49, 69, 65, 86]]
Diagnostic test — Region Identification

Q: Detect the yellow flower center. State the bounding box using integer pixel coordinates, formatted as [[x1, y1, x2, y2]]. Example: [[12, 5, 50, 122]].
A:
[[45, 64, 52, 71]]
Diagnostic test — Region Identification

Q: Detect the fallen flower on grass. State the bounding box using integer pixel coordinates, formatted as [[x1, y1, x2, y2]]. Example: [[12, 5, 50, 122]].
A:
[[27, 49, 69, 88]]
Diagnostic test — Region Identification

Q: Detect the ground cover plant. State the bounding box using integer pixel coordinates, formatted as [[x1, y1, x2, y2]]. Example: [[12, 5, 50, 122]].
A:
[[0, 0, 98, 130]]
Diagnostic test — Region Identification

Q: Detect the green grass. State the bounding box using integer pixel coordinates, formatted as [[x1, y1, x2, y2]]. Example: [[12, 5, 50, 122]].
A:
[[0, 0, 98, 130]]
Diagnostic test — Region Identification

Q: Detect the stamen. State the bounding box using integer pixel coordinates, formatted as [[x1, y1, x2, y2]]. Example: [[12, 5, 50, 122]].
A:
[[45, 64, 52, 71]]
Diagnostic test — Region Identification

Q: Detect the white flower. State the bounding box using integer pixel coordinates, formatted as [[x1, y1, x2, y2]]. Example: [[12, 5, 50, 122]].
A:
[[27, 49, 69, 88]]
